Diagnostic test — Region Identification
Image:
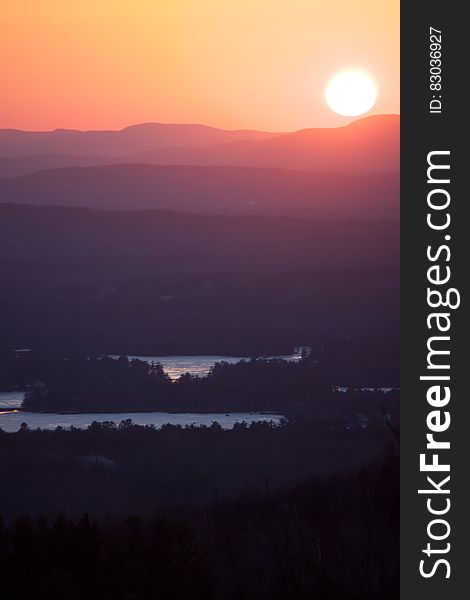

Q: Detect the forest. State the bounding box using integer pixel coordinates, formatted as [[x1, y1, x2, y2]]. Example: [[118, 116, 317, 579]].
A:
[[0, 422, 399, 599]]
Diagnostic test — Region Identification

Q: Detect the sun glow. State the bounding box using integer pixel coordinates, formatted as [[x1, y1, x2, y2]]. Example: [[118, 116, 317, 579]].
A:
[[1, 2, 398, 130], [325, 71, 377, 117]]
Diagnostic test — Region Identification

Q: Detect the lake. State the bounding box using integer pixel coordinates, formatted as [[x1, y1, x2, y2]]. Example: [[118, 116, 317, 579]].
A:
[[0, 390, 26, 409], [0, 353, 301, 432], [110, 352, 303, 379], [0, 410, 283, 433]]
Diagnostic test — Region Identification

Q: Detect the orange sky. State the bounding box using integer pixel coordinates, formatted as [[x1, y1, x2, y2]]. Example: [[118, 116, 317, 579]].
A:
[[1, 0, 399, 132]]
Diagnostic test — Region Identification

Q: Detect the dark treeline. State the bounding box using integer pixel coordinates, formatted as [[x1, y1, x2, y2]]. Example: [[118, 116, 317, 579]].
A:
[[0, 448, 399, 599], [0, 419, 398, 522], [0, 352, 399, 414]]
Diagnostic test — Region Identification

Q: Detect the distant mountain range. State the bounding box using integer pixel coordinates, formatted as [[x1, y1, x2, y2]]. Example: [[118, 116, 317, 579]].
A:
[[0, 115, 399, 177], [0, 122, 277, 158], [0, 164, 399, 219]]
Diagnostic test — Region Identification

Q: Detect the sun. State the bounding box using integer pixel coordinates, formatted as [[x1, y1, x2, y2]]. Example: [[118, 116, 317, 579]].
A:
[[325, 71, 377, 117]]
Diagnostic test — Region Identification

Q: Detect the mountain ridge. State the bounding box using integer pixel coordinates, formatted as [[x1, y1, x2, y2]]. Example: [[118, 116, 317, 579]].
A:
[[0, 163, 399, 219], [0, 115, 399, 175]]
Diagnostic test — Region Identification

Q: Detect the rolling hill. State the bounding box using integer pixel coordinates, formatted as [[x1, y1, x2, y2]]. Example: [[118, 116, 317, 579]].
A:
[[0, 115, 399, 176], [129, 115, 399, 173], [0, 203, 399, 272], [0, 164, 399, 219], [0, 123, 279, 158], [0, 203, 399, 355]]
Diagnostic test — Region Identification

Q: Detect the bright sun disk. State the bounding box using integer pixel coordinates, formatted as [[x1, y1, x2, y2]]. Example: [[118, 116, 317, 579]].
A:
[[325, 71, 377, 117]]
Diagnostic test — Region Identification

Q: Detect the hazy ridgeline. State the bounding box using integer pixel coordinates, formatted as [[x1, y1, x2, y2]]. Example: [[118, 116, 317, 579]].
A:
[[0, 115, 398, 176], [0, 115, 399, 357]]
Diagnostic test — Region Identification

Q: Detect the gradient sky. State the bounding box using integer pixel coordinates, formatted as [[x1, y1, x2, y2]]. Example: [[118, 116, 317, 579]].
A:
[[1, 0, 399, 132]]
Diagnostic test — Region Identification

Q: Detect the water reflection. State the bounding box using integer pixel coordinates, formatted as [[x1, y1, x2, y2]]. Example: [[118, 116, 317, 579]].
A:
[[0, 410, 282, 433]]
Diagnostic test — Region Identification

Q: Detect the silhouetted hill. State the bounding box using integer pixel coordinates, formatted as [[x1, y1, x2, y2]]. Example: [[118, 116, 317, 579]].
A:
[[0, 164, 399, 219], [0, 123, 278, 157], [0, 203, 398, 271], [0, 204, 398, 356], [131, 115, 399, 173], [0, 115, 399, 176], [0, 153, 119, 177]]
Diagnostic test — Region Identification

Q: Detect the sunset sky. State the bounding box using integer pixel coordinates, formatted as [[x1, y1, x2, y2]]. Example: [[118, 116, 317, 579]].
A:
[[1, 0, 399, 132]]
